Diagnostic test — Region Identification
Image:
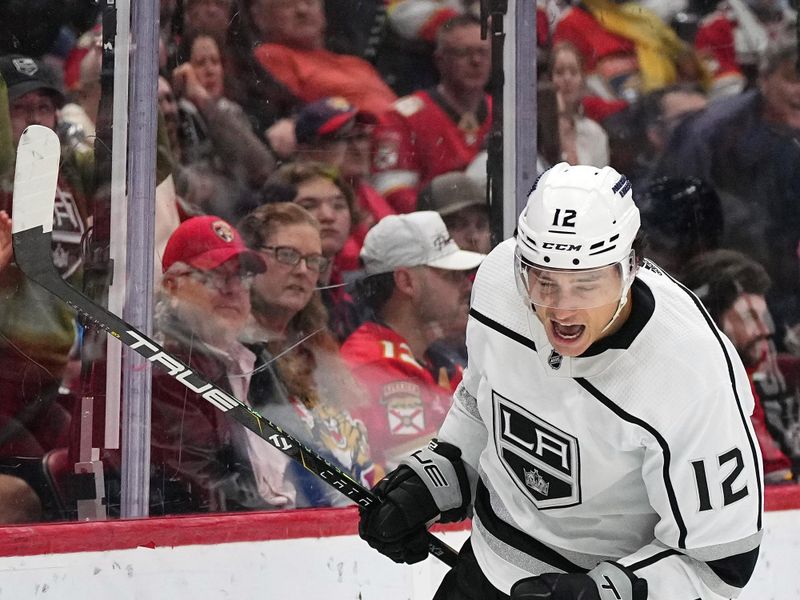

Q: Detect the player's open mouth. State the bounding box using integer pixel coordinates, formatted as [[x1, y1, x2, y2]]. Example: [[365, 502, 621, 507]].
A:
[[551, 320, 585, 341]]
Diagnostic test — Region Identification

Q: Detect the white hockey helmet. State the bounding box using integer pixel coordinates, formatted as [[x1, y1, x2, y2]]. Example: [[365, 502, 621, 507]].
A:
[[515, 163, 641, 311]]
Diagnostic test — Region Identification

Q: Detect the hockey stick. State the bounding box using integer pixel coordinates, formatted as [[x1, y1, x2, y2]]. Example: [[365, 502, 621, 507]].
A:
[[11, 125, 459, 567]]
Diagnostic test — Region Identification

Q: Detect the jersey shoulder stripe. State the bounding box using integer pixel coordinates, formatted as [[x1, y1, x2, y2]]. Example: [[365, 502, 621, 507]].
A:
[[469, 307, 537, 352]]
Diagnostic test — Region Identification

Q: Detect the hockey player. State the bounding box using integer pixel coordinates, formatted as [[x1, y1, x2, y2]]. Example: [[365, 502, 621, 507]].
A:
[[358, 163, 763, 599]]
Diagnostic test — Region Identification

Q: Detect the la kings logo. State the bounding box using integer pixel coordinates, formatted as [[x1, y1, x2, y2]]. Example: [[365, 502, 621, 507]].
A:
[[493, 390, 580, 509]]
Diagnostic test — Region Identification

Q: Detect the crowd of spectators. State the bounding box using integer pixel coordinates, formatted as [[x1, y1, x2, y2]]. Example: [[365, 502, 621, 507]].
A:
[[0, 0, 797, 523]]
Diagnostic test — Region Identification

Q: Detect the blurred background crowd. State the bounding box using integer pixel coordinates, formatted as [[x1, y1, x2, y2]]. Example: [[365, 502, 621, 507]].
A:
[[0, 0, 797, 523]]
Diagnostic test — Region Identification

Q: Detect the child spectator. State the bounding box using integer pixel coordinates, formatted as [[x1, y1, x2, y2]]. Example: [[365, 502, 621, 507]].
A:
[[416, 170, 490, 255], [0, 54, 89, 463], [294, 97, 395, 239]]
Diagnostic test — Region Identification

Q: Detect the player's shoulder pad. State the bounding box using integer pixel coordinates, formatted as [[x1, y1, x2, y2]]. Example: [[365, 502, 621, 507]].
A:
[[394, 94, 424, 118]]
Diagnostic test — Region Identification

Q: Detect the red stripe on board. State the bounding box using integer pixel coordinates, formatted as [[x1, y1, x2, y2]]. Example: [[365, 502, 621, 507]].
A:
[[764, 483, 800, 511], [0, 485, 796, 558], [0, 506, 469, 558]]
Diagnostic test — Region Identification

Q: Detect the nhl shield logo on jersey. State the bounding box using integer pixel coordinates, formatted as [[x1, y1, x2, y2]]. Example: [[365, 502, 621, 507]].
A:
[[548, 350, 563, 370], [493, 391, 580, 509], [381, 381, 426, 435]]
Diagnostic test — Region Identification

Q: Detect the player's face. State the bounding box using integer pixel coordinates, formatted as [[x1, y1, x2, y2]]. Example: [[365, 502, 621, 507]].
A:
[[294, 177, 352, 257], [252, 223, 322, 319], [721, 293, 774, 369], [165, 259, 252, 345], [530, 266, 627, 357]]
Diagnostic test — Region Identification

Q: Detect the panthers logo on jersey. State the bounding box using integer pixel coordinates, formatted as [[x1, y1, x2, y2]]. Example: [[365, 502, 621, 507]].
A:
[[493, 390, 581, 509]]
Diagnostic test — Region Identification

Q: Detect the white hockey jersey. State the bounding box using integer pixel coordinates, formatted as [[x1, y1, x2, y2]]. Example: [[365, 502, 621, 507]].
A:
[[438, 239, 764, 599]]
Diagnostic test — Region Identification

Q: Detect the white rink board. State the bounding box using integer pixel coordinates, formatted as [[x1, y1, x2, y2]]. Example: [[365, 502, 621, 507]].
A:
[[740, 509, 800, 600], [0, 512, 795, 600]]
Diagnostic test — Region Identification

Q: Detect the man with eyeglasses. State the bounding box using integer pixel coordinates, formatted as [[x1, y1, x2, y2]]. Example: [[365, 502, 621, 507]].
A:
[[358, 164, 763, 600], [341, 211, 484, 476], [142, 215, 272, 514], [371, 14, 492, 214]]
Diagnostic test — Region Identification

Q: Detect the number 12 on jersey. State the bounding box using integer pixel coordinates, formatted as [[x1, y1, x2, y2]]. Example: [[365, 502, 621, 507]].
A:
[[691, 447, 749, 511]]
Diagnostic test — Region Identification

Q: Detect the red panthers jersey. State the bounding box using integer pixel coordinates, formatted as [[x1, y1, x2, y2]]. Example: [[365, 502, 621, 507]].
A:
[[371, 88, 492, 213], [341, 322, 454, 473]]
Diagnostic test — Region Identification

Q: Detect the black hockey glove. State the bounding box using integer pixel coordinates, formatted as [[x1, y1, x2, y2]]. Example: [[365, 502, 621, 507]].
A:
[[358, 465, 439, 564], [510, 562, 647, 600], [359, 440, 471, 564]]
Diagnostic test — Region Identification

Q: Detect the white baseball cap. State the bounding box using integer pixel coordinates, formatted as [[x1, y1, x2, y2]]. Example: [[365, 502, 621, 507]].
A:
[[360, 211, 486, 275]]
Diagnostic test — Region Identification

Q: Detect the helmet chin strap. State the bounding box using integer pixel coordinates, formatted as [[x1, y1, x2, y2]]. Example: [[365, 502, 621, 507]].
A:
[[600, 262, 637, 334], [600, 291, 628, 334]]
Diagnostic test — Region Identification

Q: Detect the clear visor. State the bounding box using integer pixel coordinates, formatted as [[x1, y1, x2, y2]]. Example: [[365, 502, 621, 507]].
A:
[[514, 248, 635, 310]]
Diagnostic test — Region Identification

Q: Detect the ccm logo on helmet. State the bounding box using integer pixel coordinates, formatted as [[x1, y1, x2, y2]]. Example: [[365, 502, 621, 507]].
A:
[[542, 243, 582, 251]]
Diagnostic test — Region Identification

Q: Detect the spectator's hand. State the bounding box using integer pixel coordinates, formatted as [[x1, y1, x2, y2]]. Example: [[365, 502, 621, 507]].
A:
[[264, 118, 297, 160], [172, 63, 212, 108], [0, 210, 12, 271]]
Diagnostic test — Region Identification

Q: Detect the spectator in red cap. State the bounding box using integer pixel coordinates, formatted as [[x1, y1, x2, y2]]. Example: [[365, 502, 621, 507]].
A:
[[144, 215, 274, 513]]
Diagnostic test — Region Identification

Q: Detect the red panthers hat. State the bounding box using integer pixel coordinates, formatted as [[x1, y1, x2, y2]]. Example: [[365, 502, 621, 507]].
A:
[[161, 216, 266, 274]]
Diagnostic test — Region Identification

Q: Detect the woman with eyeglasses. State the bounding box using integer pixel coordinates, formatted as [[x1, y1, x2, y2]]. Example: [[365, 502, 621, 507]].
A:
[[237, 202, 377, 507]]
